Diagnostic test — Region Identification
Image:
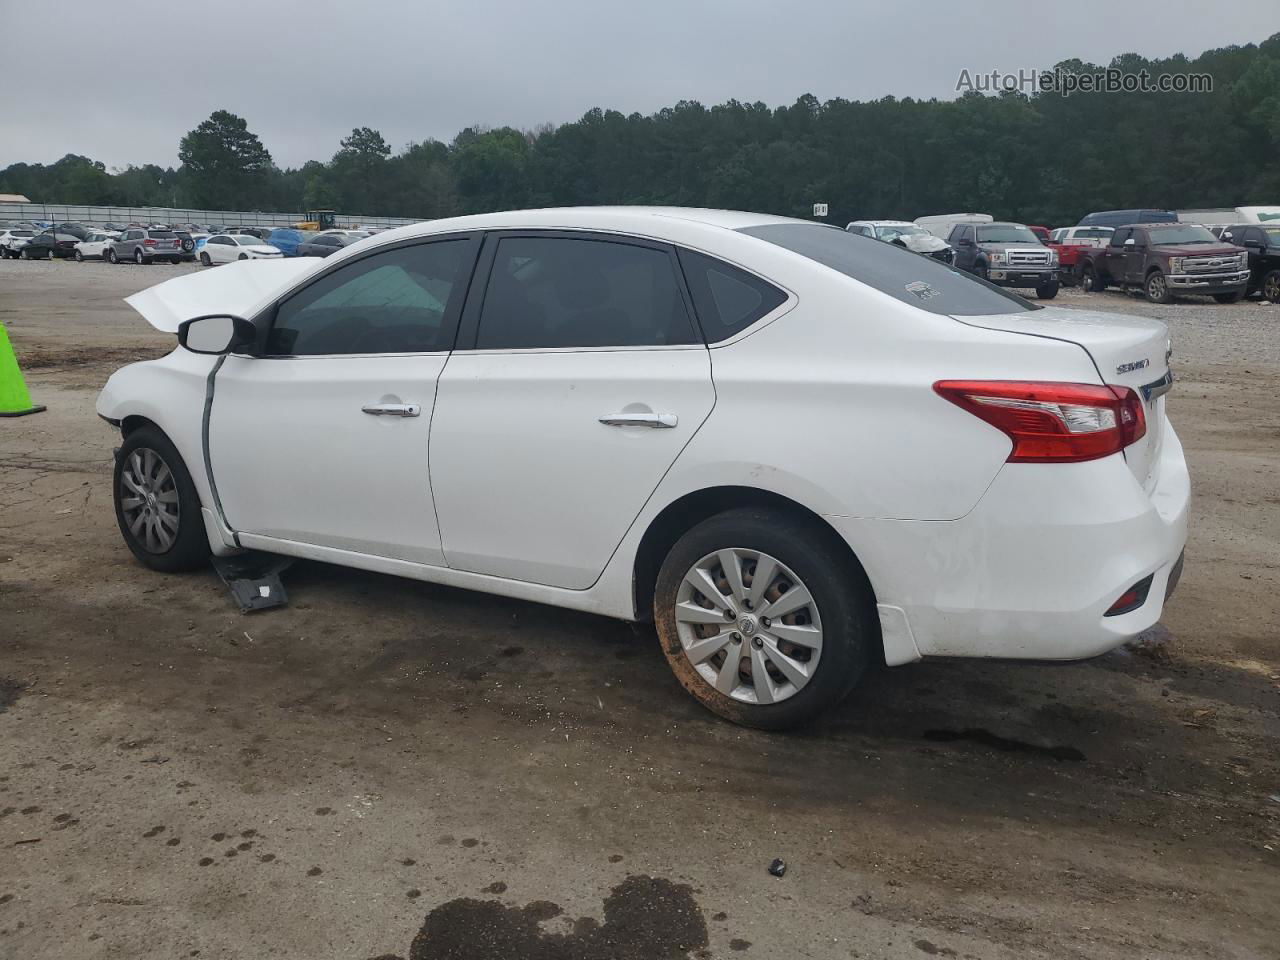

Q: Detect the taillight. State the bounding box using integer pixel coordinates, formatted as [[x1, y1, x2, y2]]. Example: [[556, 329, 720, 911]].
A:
[[143, 238, 157, 246], [933, 380, 1146, 463]]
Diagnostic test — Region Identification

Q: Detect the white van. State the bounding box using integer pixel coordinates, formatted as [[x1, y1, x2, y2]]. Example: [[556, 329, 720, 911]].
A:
[[914, 212, 993, 240]]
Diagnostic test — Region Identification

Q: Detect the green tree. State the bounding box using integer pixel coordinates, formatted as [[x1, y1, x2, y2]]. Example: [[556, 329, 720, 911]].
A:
[[178, 110, 273, 209]]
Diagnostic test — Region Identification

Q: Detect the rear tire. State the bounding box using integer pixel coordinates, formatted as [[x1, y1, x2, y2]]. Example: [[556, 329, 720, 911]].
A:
[[1082, 263, 1106, 292], [1212, 291, 1242, 304], [1035, 279, 1060, 300], [653, 508, 875, 730], [107, 248, 118, 264], [134, 248, 145, 265], [199, 251, 211, 266], [1145, 270, 1173, 304], [113, 426, 211, 573], [75, 249, 84, 262]]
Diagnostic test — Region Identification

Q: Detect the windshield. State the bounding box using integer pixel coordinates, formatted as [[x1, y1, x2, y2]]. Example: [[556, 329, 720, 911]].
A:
[[738, 223, 1036, 316], [1146, 225, 1219, 245], [875, 224, 929, 241], [977, 225, 1039, 244]]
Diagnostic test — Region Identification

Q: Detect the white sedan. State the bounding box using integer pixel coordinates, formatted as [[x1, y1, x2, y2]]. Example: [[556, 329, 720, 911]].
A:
[[74, 232, 116, 261], [199, 233, 283, 266], [96, 207, 1189, 729]]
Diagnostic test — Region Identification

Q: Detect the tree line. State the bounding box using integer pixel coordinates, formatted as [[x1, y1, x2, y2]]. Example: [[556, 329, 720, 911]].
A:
[[3, 32, 1279, 227]]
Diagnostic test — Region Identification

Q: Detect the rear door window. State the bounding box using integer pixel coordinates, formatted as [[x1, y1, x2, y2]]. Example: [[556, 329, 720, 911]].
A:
[[738, 223, 1036, 316], [474, 235, 698, 350]]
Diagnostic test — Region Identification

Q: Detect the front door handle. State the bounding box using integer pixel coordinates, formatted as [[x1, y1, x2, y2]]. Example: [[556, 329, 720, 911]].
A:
[[362, 403, 421, 417], [598, 412, 677, 429]]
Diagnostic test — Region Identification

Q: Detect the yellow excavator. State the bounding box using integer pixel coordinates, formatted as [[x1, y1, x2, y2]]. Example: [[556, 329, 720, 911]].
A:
[[294, 209, 337, 231]]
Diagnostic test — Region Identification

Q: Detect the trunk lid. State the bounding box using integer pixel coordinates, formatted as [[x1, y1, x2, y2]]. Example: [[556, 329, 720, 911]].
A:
[[955, 306, 1170, 490]]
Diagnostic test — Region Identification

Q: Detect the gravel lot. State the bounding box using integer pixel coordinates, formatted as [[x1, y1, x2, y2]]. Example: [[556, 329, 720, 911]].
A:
[[1, 258, 1277, 960]]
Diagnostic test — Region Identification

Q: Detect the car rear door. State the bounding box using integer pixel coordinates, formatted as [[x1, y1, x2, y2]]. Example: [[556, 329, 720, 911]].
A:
[[207, 234, 482, 564], [428, 231, 715, 589]]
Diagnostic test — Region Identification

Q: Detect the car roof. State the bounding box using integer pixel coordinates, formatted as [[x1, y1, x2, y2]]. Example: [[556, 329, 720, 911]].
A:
[[386, 206, 807, 238]]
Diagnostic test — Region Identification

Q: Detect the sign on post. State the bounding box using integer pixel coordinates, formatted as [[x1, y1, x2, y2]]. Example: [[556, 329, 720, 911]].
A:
[[813, 203, 829, 218]]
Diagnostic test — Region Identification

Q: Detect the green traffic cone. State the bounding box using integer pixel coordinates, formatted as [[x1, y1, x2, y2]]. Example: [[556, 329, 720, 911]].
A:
[[0, 322, 45, 417]]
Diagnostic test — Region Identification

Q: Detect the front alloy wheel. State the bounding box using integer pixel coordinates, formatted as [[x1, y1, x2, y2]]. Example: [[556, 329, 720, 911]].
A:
[[674, 548, 823, 706], [1145, 271, 1172, 304], [118, 447, 181, 554]]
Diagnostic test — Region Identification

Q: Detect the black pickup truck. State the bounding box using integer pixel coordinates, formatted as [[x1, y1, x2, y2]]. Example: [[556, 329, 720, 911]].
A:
[[1220, 224, 1280, 302]]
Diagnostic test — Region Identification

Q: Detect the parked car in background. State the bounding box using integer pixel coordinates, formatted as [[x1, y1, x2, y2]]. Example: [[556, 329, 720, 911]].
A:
[[0, 228, 35, 257], [108, 228, 185, 265], [198, 234, 283, 265], [1220, 224, 1280, 302], [316, 229, 372, 240], [948, 221, 1059, 298], [296, 233, 359, 258], [1046, 226, 1113, 285], [915, 212, 991, 240], [1077, 209, 1176, 228], [1079, 223, 1249, 303], [227, 226, 271, 240], [266, 228, 314, 257], [21, 231, 80, 259], [171, 231, 200, 262], [54, 222, 95, 241], [845, 220, 953, 263], [96, 206, 1187, 730], [74, 232, 116, 261], [1028, 225, 1051, 243]]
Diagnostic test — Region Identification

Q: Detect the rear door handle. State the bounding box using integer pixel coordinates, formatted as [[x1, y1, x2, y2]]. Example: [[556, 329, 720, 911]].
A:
[[598, 413, 677, 429], [362, 403, 421, 417]]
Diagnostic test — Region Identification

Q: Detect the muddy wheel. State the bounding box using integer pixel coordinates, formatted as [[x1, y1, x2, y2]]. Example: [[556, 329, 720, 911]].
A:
[[1145, 270, 1172, 304], [1260, 269, 1280, 302], [654, 508, 874, 730], [113, 426, 210, 573]]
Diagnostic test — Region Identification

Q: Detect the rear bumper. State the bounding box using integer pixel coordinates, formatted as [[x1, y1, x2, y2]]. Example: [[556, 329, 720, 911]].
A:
[[830, 418, 1190, 664]]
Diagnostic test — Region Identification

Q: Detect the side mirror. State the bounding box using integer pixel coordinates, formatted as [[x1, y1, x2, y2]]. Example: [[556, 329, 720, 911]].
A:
[[178, 314, 256, 355], [1124, 238, 1136, 247]]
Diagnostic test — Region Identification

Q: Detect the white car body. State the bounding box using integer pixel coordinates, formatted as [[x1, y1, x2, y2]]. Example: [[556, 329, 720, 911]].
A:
[[201, 234, 283, 264], [915, 212, 993, 240], [96, 207, 1189, 721], [0, 228, 34, 254], [74, 232, 115, 259]]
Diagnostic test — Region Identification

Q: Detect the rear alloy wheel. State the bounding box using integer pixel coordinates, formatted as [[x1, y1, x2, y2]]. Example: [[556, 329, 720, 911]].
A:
[[74, 249, 84, 262], [655, 508, 873, 730], [1261, 269, 1280, 302], [134, 248, 147, 265], [1145, 270, 1172, 304], [113, 427, 210, 572]]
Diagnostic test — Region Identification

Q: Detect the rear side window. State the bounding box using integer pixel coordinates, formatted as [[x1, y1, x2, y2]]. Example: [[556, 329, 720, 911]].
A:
[[475, 236, 697, 350], [149, 231, 176, 239], [677, 249, 786, 342], [738, 224, 1036, 316]]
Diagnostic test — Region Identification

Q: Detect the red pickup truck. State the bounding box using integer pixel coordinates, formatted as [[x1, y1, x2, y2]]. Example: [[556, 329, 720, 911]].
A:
[[1046, 226, 1114, 285]]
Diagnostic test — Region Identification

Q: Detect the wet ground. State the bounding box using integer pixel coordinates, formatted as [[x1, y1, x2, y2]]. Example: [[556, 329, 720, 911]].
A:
[[1, 260, 1277, 959]]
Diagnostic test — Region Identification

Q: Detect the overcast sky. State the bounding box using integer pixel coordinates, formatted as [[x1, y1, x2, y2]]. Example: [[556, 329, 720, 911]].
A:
[[4, 1, 1278, 170]]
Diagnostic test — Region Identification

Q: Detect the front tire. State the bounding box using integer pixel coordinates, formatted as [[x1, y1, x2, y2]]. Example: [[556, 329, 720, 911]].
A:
[[1145, 270, 1173, 304], [75, 249, 84, 262], [1262, 269, 1280, 303], [1035, 279, 1060, 300], [113, 426, 210, 573], [107, 248, 118, 264], [238, 253, 248, 261], [653, 508, 875, 730]]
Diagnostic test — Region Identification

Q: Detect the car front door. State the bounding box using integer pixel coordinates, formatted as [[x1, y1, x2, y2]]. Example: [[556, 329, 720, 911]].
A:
[[1123, 228, 1148, 283], [206, 235, 482, 564], [1104, 227, 1130, 280], [429, 231, 716, 589], [950, 225, 974, 270]]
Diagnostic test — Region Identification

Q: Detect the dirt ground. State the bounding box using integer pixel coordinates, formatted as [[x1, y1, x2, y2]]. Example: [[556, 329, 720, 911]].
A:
[[1, 258, 1277, 960]]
